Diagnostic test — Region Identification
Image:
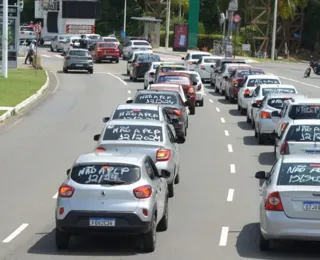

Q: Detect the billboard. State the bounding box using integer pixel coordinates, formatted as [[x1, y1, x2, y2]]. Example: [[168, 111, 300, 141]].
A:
[[173, 24, 188, 52]]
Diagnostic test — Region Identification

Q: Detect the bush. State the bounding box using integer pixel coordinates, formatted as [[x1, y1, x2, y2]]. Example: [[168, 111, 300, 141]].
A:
[[32, 55, 42, 70]]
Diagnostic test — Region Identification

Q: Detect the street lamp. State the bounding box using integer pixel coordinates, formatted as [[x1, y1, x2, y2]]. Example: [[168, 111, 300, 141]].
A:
[[271, 0, 278, 60], [165, 0, 171, 49], [123, 0, 127, 37], [2, 0, 8, 78]]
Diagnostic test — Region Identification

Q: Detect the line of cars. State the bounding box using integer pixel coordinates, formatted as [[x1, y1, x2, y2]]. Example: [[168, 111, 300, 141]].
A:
[[210, 56, 320, 251]]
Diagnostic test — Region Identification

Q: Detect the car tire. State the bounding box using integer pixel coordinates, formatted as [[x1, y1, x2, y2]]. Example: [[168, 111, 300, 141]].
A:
[[189, 106, 195, 115], [184, 127, 187, 137], [214, 85, 219, 93], [127, 70, 130, 75], [221, 89, 225, 96], [50, 46, 54, 52], [237, 104, 241, 111], [258, 130, 264, 145], [88, 69, 93, 74], [241, 107, 246, 115], [259, 232, 270, 251], [211, 82, 215, 87], [246, 114, 251, 123], [55, 228, 70, 250], [63, 68, 68, 73], [142, 214, 156, 252], [133, 77, 137, 82], [254, 128, 258, 138], [157, 196, 169, 232], [225, 92, 229, 100], [174, 172, 180, 184], [199, 99, 204, 107], [115, 59, 119, 63], [251, 113, 255, 129], [168, 182, 174, 198]]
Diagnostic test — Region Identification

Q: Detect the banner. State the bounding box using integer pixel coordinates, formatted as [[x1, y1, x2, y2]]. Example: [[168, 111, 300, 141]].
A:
[[173, 24, 188, 52]]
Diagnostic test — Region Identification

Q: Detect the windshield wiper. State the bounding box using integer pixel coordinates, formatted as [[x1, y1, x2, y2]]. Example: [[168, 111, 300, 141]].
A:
[[100, 180, 126, 185]]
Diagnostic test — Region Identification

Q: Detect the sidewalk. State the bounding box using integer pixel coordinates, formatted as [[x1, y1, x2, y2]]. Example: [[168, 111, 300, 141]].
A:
[[153, 47, 258, 63]]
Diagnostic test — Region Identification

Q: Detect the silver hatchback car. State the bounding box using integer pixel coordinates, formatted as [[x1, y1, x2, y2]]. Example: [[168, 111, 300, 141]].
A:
[[256, 155, 320, 251], [93, 119, 185, 198], [55, 152, 169, 252], [63, 49, 93, 74]]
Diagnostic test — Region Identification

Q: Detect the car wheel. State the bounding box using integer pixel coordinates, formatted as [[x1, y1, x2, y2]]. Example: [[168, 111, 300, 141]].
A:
[[221, 89, 225, 96], [273, 142, 277, 154], [254, 127, 258, 138], [142, 214, 156, 252], [184, 127, 187, 137], [246, 114, 251, 123], [63, 67, 68, 73], [133, 77, 137, 82], [199, 99, 204, 107], [237, 104, 241, 111], [55, 228, 70, 250], [259, 231, 270, 251], [168, 182, 174, 198], [127, 70, 130, 75], [88, 69, 93, 74], [214, 84, 219, 93], [115, 59, 119, 63], [211, 81, 215, 87], [50, 46, 53, 52], [258, 130, 264, 145], [241, 107, 246, 115], [251, 113, 255, 129], [157, 196, 169, 232], [225, 91, 229, 100], [189, 106, 195, 115], [174, 172, 180, 184]]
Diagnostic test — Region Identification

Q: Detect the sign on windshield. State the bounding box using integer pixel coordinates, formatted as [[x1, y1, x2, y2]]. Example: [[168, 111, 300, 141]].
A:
[[238, 71, 264, 77], [262, 88, 296, 96], [286, 125, 320, 142], [289, 105, 320, 119], [137, 55, 161, 62], [247, 78, 280, 86], [157, 76, 189, 85]]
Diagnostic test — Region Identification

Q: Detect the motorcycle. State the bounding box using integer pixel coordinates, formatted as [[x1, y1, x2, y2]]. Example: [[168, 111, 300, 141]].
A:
[[304, 55, 320, 78]]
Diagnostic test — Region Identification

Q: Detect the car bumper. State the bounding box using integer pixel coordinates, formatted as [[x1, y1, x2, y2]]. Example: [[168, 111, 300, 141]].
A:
[[66, 63, 93, 70], [199, 71, 211, 81], [240, 97, 250, 109], [56, 211, 151, 235], [196, 92, 204, 101], [259, 119, 277, 134], [97, 55, 119, 60], [261, 211, 320, 241]]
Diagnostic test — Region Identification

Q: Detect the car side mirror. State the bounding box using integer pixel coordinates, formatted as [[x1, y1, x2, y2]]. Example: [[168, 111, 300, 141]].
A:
[[66, 169, 71, 175], [255, 171, 267, 180], [184, 100, 190, 106], [175, 136, 185, 144], [126, 99, 133, 103], [244, 93, 251, 98], [211, 65, 214, 68], [181, 57, 185, 60], [215, 69, 220, 73], [271, 111, 280, 117], [171, 118, 179, 124], [223, 76, 228, 79], [270, 132, 279, 139], [161, 169, 171, 178], [93, 134, 100, 141], [252, 103, 258, 108], [128, 60, 132, 63], [102, 117, 110, 123], [193, 82, 197, 86], [150, 72, 155, 76]]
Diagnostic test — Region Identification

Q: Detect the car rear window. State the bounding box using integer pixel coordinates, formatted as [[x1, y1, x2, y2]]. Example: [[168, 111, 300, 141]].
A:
[[203, 58, 218, 63], [113, 109, 160, 120], [278, 163, 320, 186], [288, 105, 320, 119], [267, 98, 291, 109], [247, 78, 280, 87], [160, 67, 185, 72], [191, 54, 211, 60], [71, 164, 141, 185], [135, 93, 178, 105], [69, 50, 88, 56], [285, 125, 320, 142], [262, 88, 296, 96], [104, 38, 118, 42], [237, 70, 264, 77], [133, 41, 149, 46], [157, 75, 190, 85], [138, 55, 160, 62], [99, 43, 115, 48], [103, 124, 163, 142], [88, 35, 100, 39], [227, 66, 249, 72], [21, 27, 33, 32]]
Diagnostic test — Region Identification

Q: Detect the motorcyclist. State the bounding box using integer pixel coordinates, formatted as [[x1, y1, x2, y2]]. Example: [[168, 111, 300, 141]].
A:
[[25, 39, 36, 64], [79, 35, 88, 49]]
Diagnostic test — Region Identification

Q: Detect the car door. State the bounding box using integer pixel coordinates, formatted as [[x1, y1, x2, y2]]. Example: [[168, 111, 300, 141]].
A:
[[144, 158, 165, 219], [166, 125, 179, 168]]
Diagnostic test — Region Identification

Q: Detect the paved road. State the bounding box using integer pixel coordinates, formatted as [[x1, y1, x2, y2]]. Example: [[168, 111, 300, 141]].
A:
[[2, 53, 320, 259]]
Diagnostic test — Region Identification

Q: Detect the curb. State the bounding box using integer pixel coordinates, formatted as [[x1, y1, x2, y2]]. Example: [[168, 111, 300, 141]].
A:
[[0, 70, 50, 123]]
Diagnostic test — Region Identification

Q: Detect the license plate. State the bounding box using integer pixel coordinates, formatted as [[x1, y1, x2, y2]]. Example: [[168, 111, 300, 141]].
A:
[[106, 56, 112, 58], [75, 64, 83, 67], [305, 150, 320, 154], [303, 202, 320, 211], [89, 218, 115, 226], [140, 48, 147, 50]]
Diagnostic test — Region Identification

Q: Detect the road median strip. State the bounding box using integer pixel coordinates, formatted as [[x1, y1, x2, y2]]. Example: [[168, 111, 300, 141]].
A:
[[0, 69, 49, 123]]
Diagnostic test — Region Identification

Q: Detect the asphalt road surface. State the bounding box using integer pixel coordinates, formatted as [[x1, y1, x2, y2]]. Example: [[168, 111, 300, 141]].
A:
[[2, 48, 320, 260]]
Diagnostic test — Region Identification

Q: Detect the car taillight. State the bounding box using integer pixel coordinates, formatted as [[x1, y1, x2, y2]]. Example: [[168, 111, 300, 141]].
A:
[[59, 185, 75, 198], [133, 185, 152, 199], [21, 32, 24, 34], [201, 65, 205, 70], [69, 44, 73, 46], [280, 141, 290, 155], [167, 109, 182, 116], [88, 57, 93, 60], [233, 80, 238, 87], [244, 89, 250, 95], [156, 149, 171, 161], [256, 100, 263, 106], [149, 74, 153, 78], [58, 41, 62, 43], [135, 63, 140, 67], [197, 84, 202, 91], [132, 47, 138, 50], [188, 88, 195, 94], [95, 147, 105, 152], [281, 123, 288, 132], [189, 61, 193, 65], [66, 56, 70, 60], [260, 111, 271, 119], [265, 192, 284, 211]]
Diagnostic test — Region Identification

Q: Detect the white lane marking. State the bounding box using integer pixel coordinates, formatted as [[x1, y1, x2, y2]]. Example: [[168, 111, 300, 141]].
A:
[[221, 118, 225, 123], [127, 97, 132, 100], [228, 144, 233, 152], [219, 227, 229, 246], [2, 224, 29, 243], [128, 90, 131, 94], [52, 71, 60, 94], [55, 55, 63, 59], [216, 107, 220, 112], [278, 76, 320, 89], [12, 118, 23, 126], [41, 55, 50, 58], [227, 189, 234, 202], [52, 192, 58, 199], [230, 164, 236, 173], [224, 130, 229, 136], [209, 99, 214, 103], [204, 93, 206, 96], [107, 72, 128, 86]]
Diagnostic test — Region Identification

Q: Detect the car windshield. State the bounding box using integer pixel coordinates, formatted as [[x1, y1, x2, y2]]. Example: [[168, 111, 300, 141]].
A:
[[103, 124, 163, 142], [191, 54, 210, 60], [247, 78, 280, 87], [288, 105, 320, 119], [69, 50, 88, 56], [104, 38, 118, 42], [157, 75, 190, 85], [237, 70, 264, 77], [133, 41, 149, 46], [160, 67, 185, 72], [203, 58, 218, 63], [138, 55, 161, 62], [267, 98, 291, 109], [262, 88, 296, 96], [99, 43, 115, 48], [88, 35, 100, 39], [71, 164, 141, 185], [278, 163, 320, 186], [21, 27, 33, 32], [285, 125, 320, 142], [113, 109, 160, 120], [135, 93, 178, 105]]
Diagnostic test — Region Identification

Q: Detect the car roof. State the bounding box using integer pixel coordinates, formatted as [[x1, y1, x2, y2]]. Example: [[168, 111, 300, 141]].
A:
[[225, 63, 251, 67], [69, 49, 88, 52], [291, 119, 320, 125], [151, 84, 181, 88], [247, 74, 279, 79], [290, 98, 320, 104], [188, 51, 211, 55], [282, 154, 320, 164], [131, 40, 149, 43], [204, 56, 224, 59], [221, 59, 246, 62], [116, 104, 160, 110], [265, 93, 304, 99], [259, 84, 295, 88], [106, 119, 165, 127], [136, 89, 180, 96], [75, 151, 146, 166], [235, 68, 263, 72], [158, 72, 190, 76], [172, 70, 199, 75], [159, 64, 185, 68]]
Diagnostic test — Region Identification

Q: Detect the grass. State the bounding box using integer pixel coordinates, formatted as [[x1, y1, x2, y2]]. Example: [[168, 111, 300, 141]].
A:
[[0, 69, 46, 107]]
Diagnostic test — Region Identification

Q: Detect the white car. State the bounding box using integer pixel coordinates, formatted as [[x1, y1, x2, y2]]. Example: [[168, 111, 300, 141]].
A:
[[50, 35, 69, 52], [238, 75, 281, 115], [173, 70, 205, 106], [253, 93, 303, 144], [215, 64, 251, 95], [147, 84, 188, 102], [247, 84, 298, 128], [123, 40, 152, 60], [274, 120, 320, 159], [181, 51, 212, 71], [101, 36, 120, 47], [80, 34, 101, 40], [144, 62, 176, 88], [62, 36, 81, 54], [194, 56, 223, 82], [126, 50, 153, 75]]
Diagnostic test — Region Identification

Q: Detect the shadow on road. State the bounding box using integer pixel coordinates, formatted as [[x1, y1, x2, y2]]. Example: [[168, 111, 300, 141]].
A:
[[258, 152, 276, 166], [28, 230, 143, 257], [229, 109, 242, 117], [243, 136, 258, 146], [237, 121, 253, 131]]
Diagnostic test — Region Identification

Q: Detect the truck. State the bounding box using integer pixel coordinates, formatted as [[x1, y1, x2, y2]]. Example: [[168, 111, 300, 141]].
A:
[[34, 0, 101, 45]]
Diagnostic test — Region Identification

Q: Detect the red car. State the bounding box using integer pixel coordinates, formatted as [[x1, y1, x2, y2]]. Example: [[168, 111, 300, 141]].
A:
[[155, 72, 196, 115], [225, 68, 265, 103], [90, 42, 119, 63]]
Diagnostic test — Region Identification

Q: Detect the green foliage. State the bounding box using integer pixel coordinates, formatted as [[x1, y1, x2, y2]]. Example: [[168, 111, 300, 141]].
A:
[[198, 22, 206, 34], [32, 55, 42, 70]]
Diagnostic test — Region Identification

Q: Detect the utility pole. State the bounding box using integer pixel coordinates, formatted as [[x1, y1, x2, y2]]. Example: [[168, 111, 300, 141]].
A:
[[165, 0, 171, 49], [2, 0, 8, 78], [271, 0, 278, 60], [123, 0, 127, 36]]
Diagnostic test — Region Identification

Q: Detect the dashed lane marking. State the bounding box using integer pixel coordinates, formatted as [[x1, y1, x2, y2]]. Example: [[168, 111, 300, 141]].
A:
[[227, 144, 233, 153], [2, 224, 29, 243], [209, 99, 214, 103], [224, 130, 229, 136], [107, 73, 128, 86], [52, 192, 58, 199], [227, 189, 234, 202], [219, 227, 229, 246], [230, 164, 236, 173], [221, 118, 225, 123], [216, 107, 220, 112], [128, 90, 131, 94], [127, 97, 132, 100]]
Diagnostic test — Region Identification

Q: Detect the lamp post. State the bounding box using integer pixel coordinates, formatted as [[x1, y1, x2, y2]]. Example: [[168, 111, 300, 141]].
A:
[[2, 0, 8, 78], [165, 0, 171, 49], [123, 0, 127, 37], [271, 0, 278, 60]]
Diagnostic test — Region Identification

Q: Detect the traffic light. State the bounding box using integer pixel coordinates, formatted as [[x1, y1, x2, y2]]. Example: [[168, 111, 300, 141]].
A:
[[19, 0, 23, 12]]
